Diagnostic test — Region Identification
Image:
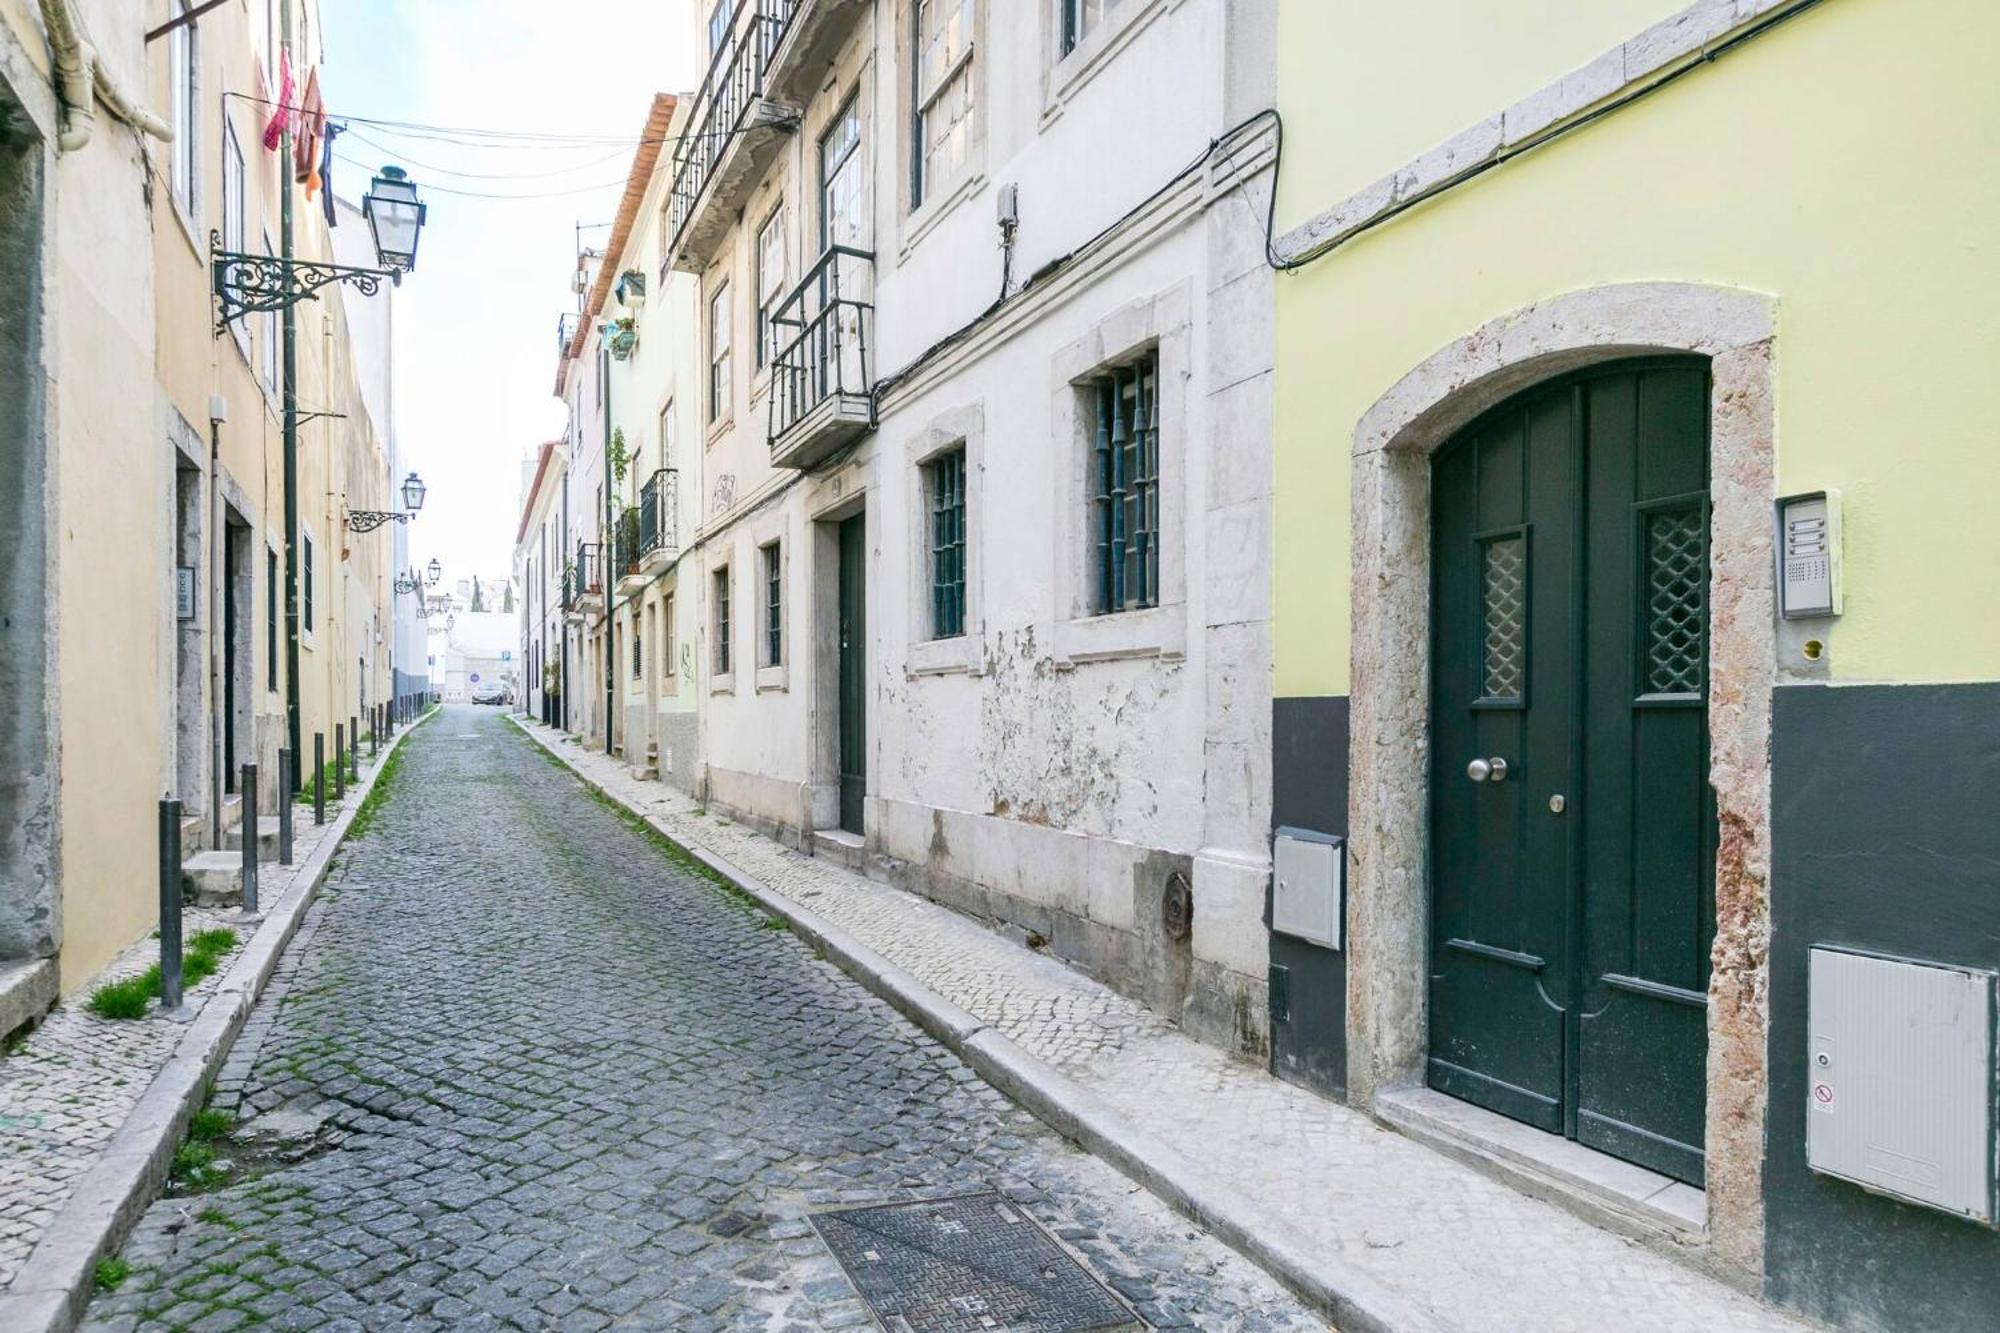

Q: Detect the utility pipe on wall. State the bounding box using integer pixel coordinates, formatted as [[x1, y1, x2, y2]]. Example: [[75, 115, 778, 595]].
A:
[[38, 0, 171, 151]]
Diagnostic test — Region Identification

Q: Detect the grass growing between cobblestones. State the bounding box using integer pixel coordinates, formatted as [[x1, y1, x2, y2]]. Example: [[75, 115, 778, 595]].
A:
[[508, 717, 761, 910], [345, 740, 406, 839], [93, 1257, 129, 1292], [85, 929, 241, 1020]]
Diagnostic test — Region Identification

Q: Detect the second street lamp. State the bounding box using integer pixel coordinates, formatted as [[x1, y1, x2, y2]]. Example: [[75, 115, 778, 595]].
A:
[[348, 471, 428, 533]]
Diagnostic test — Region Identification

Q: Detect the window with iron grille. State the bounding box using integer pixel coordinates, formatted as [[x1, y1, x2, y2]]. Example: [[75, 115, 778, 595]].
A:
[[926, 448, 966, 639], [1060, 0, 1123, 55], [301, 529, 316, 632], [266, 549, 278, 691], [911, 0, 975, 209], [755, 209, 785, 369], [169, 2, 198, 217], [1089, 353, 1160, 615], [713, 567, 731, 675], [664, 592, 677, 676], [708, 282, 732, 422], [760, 542, 782, 667], [632, 607, 644, 679]]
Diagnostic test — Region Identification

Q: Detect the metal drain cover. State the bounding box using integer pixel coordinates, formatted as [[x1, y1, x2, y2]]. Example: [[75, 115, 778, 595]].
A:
[[810, 1193, 1142, 1333]]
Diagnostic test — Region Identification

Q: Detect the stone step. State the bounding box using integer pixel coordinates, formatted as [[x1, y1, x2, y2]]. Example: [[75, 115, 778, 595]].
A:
[[219, 794, 244, 831], [181, 851, 242, 908], [811, 828, 866, 872], [224, 816, 282, 860], [0, 958, 58, 1040], [180, 814, 205, 850]]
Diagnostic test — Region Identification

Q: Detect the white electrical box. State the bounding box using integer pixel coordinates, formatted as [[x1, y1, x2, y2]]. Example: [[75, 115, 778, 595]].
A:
[[1807, 947, 1996, 1223], [1778, 490, 1842, 619], [1272, 827, 1343, 951]]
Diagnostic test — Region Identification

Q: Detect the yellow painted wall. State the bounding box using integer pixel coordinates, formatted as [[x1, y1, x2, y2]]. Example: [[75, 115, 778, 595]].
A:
[[1275, 0, 1680, 223], [1274, 0, 2000, 696]]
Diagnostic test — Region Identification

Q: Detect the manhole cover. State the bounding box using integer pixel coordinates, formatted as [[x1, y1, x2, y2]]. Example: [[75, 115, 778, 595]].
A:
[[810, 1193, 1142, 1333]]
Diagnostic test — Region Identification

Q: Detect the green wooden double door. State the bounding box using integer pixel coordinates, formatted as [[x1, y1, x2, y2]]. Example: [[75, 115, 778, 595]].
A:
[[1428, 358, 1716, 1186]]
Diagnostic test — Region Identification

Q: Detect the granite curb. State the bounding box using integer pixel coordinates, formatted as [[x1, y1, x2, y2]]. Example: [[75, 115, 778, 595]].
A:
[[0, 708, 435, 1333], [512, 715, 1450, 1333]]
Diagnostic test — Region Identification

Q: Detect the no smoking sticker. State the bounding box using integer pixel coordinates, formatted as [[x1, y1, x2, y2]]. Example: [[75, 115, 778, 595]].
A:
[[1812, 1083, 1834, 1108]]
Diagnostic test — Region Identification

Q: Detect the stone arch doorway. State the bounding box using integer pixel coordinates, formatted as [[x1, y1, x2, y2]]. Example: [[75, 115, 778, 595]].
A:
[[1428, 355, 1715, 1185], [1347, 283, 1776, 1272]]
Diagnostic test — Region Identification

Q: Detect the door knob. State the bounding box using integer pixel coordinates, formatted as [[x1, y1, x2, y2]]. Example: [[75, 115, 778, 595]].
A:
[[1467, 757, 1508, 783]]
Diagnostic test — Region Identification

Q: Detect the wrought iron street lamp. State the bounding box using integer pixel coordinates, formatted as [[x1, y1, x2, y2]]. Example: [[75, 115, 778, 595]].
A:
[[426, 558, 442, 586], [347, 471, 427, 533], [362, 167, 427, 276], [394, 568, 422, 595], [207, 138, 432, 793]]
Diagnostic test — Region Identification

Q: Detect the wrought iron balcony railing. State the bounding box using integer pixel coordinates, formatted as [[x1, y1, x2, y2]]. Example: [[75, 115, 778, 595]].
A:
[[638, 468, 678, 559], [663, 0, 795, 268], [565, 541, 601, 613], [614, 508, 643, 580], [768, 246, 874, 465]]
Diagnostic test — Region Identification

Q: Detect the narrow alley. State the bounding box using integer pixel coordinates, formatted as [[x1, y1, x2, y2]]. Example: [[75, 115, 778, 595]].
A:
[[80, 708, 1319, 1332]]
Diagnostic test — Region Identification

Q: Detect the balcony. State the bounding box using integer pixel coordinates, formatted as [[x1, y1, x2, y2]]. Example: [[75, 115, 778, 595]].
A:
[[637, 468, 679, 576], [614, 508, 646, 597], [768, 246, 875, 470], [761, 0, 871, 107], [663, 0, 799, 275], [565, 542, 602, 622]]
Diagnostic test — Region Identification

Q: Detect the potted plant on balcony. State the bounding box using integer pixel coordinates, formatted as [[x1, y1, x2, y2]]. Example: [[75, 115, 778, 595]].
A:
[[608, 317, 638, 362]]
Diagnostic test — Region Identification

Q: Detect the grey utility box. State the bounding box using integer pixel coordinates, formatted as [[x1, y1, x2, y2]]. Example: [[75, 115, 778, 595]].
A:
[[1272, 827, 1343, 951], [1807, 947, 1996, 1223]]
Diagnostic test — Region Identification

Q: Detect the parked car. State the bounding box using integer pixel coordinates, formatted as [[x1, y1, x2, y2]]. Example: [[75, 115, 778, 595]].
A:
[[470, 681, 507, 705]]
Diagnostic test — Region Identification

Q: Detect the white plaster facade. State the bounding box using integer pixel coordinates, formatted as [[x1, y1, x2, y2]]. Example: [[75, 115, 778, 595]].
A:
[[644, 0, 1280, 1053]]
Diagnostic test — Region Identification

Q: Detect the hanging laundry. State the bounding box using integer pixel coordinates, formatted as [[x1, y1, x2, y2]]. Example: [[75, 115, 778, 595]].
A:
[[261, 50, 294, 151], [294, 67, 326, 186], [320, 124, 342, 230]]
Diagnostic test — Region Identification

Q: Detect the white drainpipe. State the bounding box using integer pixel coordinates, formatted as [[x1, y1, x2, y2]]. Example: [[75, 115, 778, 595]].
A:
[[39, 0, 173, 152]]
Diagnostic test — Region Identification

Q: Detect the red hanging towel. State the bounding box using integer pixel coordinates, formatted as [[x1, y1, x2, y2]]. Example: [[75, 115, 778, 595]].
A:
[[294, 67, 326, 188], [262, 51, 294, 151]]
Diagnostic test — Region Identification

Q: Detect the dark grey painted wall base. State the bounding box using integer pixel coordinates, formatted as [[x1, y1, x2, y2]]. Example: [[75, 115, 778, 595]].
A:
[[1766, 681, 2000, 1332], [1269, 695, 1349, 1101]]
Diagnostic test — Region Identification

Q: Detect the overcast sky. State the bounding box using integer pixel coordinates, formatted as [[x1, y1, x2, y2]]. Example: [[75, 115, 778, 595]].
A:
[[321, 0, 695, 588]]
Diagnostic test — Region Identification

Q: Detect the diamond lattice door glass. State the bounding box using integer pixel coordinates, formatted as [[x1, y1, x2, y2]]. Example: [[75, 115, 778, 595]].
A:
[[1430, 359, 1715, 1186]]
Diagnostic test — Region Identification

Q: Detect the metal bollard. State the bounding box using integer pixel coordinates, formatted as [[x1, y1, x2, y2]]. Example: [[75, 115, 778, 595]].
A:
[[159, 796, 184, 1012], [240, 762, 259, 916], [277, 749, 294, 865], [314, 732, 327, 824], [350, 716, 361, 781], [334, 724, 346, 801], [371, 708, 380, 758]]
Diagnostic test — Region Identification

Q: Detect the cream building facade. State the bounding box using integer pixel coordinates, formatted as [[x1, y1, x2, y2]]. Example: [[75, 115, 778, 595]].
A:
[[0, 0, 396, 1021]]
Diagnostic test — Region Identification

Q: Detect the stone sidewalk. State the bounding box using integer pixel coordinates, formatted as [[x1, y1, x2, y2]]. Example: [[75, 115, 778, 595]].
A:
[[518, 717, 1813, 1333], [0, 716, 420, 1331]]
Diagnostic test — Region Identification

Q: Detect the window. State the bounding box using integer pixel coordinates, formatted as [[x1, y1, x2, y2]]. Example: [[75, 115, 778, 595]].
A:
[[707, 0, 730, 54], [1061, 0, 1122, 55], [222, 120, 246, 253], [760, 542, 782, 667], [911, 0, 975, 208], [664, 591, 677, 674], [260, 233, 279, 393], [301, 529, 316, 633], [712, 568, 732, 675], [755, 209, 786, 369], [926, 448, 967, 638], [708, 283, 732, 423], [632, 607, 644, 679], [224, 120, 247, 354], [659, 401, 675, 468], [169, 2, 198, 218], [266, 549, 278, 690], [1089, 353, 1160, 614], [819, 97, 863, 250]]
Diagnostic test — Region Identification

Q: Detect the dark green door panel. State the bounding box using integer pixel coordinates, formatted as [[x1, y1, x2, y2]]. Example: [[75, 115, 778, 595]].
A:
[[837, 514, 866, 835], [1429, 359, 1714, 1186]]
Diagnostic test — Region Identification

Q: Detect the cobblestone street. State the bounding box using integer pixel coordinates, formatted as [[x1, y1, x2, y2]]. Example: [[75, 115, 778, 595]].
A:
[[83, 708, 1322, 1333]]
